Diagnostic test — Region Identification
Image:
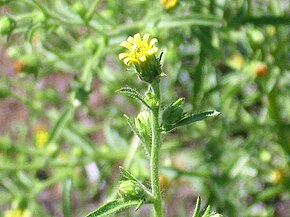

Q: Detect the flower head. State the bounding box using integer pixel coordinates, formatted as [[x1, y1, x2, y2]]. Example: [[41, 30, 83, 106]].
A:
[[255, 63, 267, 76], [34, 124, 48, 150], [119, 33, 161, 83], [4, 209, 30, 217], [119, 33, 158, 65], [160, 0, 178, 10]]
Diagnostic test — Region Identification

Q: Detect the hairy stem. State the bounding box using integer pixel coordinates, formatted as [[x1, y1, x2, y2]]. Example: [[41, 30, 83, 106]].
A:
[[150, 81, 163, 217]]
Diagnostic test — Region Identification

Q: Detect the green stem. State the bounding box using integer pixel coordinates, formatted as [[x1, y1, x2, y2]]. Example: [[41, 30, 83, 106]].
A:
[[150, 82, 163, 217]]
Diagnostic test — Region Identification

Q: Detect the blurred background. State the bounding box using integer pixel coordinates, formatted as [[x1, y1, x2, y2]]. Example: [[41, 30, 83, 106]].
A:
[[0, 0, 289, 216]]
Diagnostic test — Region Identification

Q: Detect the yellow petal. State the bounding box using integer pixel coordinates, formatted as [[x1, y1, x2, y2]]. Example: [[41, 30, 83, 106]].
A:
[[150, 38, 158, 46], [123, 57, 131, 65], [143, 33, 151, 43], [139, 55, 147, 62], [151, 46, 158, 53], [120, 41, 133, 50], [147, 50, 154, 55], [127, 36, 135, 43], [119, 53, 129, 60], [134, 33, 141, 42]]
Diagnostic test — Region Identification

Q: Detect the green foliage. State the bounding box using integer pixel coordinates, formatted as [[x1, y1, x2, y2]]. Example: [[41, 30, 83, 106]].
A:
[[85, 199, 141, 217], [0, 0, 289, 216]]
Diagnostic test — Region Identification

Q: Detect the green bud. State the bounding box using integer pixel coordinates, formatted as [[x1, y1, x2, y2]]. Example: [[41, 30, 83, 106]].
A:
[[0, 16, 15, 36], [119, 180, 145, 200], [84, 38, 98, 53], [134, 55, 162, 83], [36, 12, 47, 23], [20, 54, 40, 74], [145, 92, 159, 108], [72, 2, 87, 17], [72, 147, 84, 158], [135, 111, 151, 146], [247, 29, 264, 45], [162, 98, 186, 130]]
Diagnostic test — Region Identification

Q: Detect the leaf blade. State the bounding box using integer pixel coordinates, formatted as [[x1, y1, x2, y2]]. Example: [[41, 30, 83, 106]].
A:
[[85, 199, 140, 217], [173, 110, 220, 128], [116, 87, 151, 109]]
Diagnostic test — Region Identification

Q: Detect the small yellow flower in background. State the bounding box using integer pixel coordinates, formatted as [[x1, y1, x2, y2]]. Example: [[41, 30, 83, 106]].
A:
[[227, 54, 244, 70], [34, 124, 48, 150], [254, 63, 267, 77], [119, 33, 158, 65], [266, 25, 276, 37], [270, 169, 284, 184], [4, 208, 30, 217], [119, 33, 162, 83], [160, 0, 178, 10]]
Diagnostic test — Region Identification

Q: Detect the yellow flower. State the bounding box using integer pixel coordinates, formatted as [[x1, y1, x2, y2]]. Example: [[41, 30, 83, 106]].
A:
[[227, 54, 244, 70], [160, 0, 178, 10], [119, 33, 161, 83], [34, 124, 48, 149], [270, 169, 284, 184], [119, 33, 158, 65], [4, 209, 30, 217]]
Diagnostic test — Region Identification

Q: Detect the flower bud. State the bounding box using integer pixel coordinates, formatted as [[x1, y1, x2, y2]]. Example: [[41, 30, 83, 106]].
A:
[[227, 54, 244, 70], [72, 2, 87, 17], [270, 169, 284, 184], [255, 63, 267, 77], [0, 16, 15, 36], [159, 175, 169, 191], [145, 92, 159, 108], [247, 29, 264, 45], [119, 180, 145, 200], [36, 12, 47, 23], [160, 0, 178, 10], [14, 54, 40, 75], [34, 124, 48, 150]]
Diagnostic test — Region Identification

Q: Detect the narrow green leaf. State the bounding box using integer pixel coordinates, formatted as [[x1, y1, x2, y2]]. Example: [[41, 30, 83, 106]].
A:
[[85, 199, 140, 217], [25, 23, 41, 43], [228, 1, 247, 28], [174, 110, 220, 128], [47, 106, 74, 145], [62, 177, 72, 217], [192, 196, 201, 217], [119, 166, 139, 182], [63, 126, 96, 157], [201, 205, 211, 217], [254, 185, 283, 203], [123, 114, 150, 157], [116, 87, 151, 109]]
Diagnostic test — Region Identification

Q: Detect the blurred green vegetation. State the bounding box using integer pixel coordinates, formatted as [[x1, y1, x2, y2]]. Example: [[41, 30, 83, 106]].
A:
[[0, 0, 289, 216]]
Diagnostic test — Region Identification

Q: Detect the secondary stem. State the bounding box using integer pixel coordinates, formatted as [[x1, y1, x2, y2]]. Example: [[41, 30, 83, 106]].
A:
[[150, 82, 163, 217]]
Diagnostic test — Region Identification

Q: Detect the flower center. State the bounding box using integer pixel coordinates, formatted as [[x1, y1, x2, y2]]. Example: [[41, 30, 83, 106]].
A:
[[133, 43, 149, 59]]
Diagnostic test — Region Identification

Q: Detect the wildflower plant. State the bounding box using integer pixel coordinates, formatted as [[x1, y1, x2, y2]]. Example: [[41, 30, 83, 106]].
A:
[[86, 33, 220, 217], [1, 0, 289, 216]]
